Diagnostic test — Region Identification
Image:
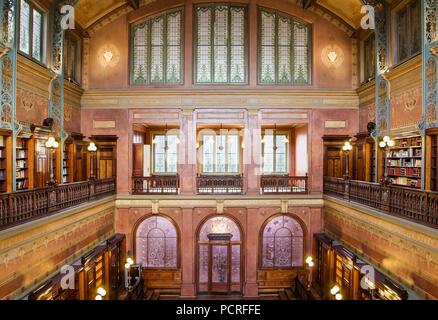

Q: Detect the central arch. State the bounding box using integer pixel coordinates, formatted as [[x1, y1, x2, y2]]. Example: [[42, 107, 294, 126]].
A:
[[196, 215, 243, 295]]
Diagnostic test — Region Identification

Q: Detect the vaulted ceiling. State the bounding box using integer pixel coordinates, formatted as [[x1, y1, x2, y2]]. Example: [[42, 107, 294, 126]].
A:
[[74, 0, 367, 30]]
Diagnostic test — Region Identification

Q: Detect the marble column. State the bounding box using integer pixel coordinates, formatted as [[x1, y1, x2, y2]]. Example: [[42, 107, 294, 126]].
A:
[[245, 110, 261, 195], [180, 208, 196, 297], [180, 108, 196, 195]]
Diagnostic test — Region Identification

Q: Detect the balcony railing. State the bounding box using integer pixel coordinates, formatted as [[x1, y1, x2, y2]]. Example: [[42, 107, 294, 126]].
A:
[[0, 177, 116, 230], [324, 176, 438, 228], [196, 175, 244, 195], [132, 175, 179, 195], [261, 175, 308, 194]]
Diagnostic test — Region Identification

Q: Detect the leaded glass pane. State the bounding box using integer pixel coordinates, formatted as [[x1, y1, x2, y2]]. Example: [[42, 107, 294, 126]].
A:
[[166, 12, 181, 83], [32, 9, 42, 61], [150, 17, 164, 83], [231, 245, 241, 283], [293, 24, 308, 83], [230, 8, 245, 83], [136, 216, 178, 268], [215, 135, 226, 172], [199, 244, 209, 283], [195, 5, 247, 84], [262, 215, 304, 268], [259, 9, 310, 84], [203, 135, 214, 173], [19, 0, 30, 54], [133, 24, 148, 84], [131, 9, 183, 84], [199, 216, 241, 241], [260, 11, 276, 83]]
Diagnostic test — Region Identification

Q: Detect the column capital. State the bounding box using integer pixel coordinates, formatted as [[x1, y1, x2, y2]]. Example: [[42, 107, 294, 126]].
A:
[[181, 108, 195, 117], [247, 109, 260, 118]]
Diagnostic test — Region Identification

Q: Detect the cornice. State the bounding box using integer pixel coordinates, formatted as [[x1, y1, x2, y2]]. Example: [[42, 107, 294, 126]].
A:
[[81, 89, 360, 110], [17, 54, 54, 82]]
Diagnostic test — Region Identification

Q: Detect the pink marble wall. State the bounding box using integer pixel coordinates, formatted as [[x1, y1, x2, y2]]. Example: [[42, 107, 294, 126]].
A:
[[115, 205, 323, 297], [309, 109, 360, 193], [87, 0, 354, 90]]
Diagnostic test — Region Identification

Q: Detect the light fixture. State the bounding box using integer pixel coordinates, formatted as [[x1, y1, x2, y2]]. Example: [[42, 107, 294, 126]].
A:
[[45, 137, 59, 150], [87, 142, 97, 152], [305, 256, 313, 265], [103, 51, 113, 63], [95, 294, 102, 300], [97, 287, 107, 297], [127, 257, 134, 266], [335, 293, 343, 300], [330, 285, 340, 295], [379, 136, 395, 186], [125, 262, 131, 269], [328, 51, 338, 63]]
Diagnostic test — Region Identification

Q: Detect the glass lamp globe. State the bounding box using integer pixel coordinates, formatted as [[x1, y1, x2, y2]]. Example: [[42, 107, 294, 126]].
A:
[[379, 141, 387, 148], [383, 136, 390, 143]]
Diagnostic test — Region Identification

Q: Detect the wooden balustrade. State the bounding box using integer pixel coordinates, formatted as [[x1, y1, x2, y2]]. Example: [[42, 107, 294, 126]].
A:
[[261, 175, 308, 194], [132, 176, 179, 195], [196, 175, 244, 195], [324, 176, 438, 228], [0, 177, 116, 229]]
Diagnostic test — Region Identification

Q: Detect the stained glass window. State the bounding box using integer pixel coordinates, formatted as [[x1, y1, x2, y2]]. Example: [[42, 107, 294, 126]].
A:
[[152, 133, 179, 174], [19, 0, 44, 62], [195, 5, 247, 84], [396, 0, 421, 63], [259, 9, 311, 84], [262, 133, 288, 174], [201, 132, 240, 174], [136, 216, 178, 268], [132, 9, 183, 84], [262, 215, 304, 268]]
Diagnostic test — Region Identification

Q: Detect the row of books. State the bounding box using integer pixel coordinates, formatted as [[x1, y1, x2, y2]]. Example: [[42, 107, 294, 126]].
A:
[[0, 149, 4, 158], [388, 159, 422, 167], [16, 170, 27, 179], [16, 150, 27, 159], [388, 167, 421, 178], [388, 148, 422, 158], [16, 160, 27, 169], [16, 180, 28, 190], [0, 171, 5, 180], [390, 177, 422, 188]]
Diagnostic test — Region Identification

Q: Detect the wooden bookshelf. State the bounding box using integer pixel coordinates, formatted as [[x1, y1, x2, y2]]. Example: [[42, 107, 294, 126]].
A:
[[426, 129, 438, 192], [0, 136, 7, 193], [387, 136, 422, 189], [62, 142, 71, 184], [16, 138, 29, 190]]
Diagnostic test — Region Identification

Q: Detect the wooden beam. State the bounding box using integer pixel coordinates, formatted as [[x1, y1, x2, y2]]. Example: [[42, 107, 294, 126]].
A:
[[128, 0, 139, 9], [303, 0, 315, 9]]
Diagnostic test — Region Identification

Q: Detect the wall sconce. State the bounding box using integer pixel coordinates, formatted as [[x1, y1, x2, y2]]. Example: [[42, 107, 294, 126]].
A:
[[45, 137, 59, 187], [88, 142, 98, 180], [103, 51, 113, 63], [95, 287, 107, 300], [330, 285, 343, 300], [328, 51, 338, 63], [125, 257, 135, 289]]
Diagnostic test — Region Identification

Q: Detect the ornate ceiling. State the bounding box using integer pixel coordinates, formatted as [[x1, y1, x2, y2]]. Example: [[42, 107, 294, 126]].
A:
[[74, 0, 369, 31]]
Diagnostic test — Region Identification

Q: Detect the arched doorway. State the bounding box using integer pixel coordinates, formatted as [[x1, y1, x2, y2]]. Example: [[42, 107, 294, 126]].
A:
[[197, 216, 242, 295]]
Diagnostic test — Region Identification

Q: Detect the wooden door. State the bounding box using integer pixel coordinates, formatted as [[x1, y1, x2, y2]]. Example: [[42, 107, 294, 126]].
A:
[[34, 139, 49, 188], [97, 146, 115, 179], [326, 148, 342, 178], [209, 243, 230, 293]]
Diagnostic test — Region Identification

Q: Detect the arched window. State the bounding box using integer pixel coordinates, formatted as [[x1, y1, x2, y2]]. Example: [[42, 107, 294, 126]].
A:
[[136, 216, 178, 268], [259, 8, 311, 84], [261, 215, 304, 268], [131, 8, 184, 84]]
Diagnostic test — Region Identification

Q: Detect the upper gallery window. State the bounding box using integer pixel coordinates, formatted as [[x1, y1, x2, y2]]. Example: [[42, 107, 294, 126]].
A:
[[259, 8, 311, 85], [131, 8, 184, 84], [395, 0, 421, 63], [200, 131, 240, 174], [152, 133, 179, 174], [64, 31, 82, 84], [194, 4, 248, 84], [363, 34, 375, 83], [19, 0, 44, 62], [261, 132, 289, 174]]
